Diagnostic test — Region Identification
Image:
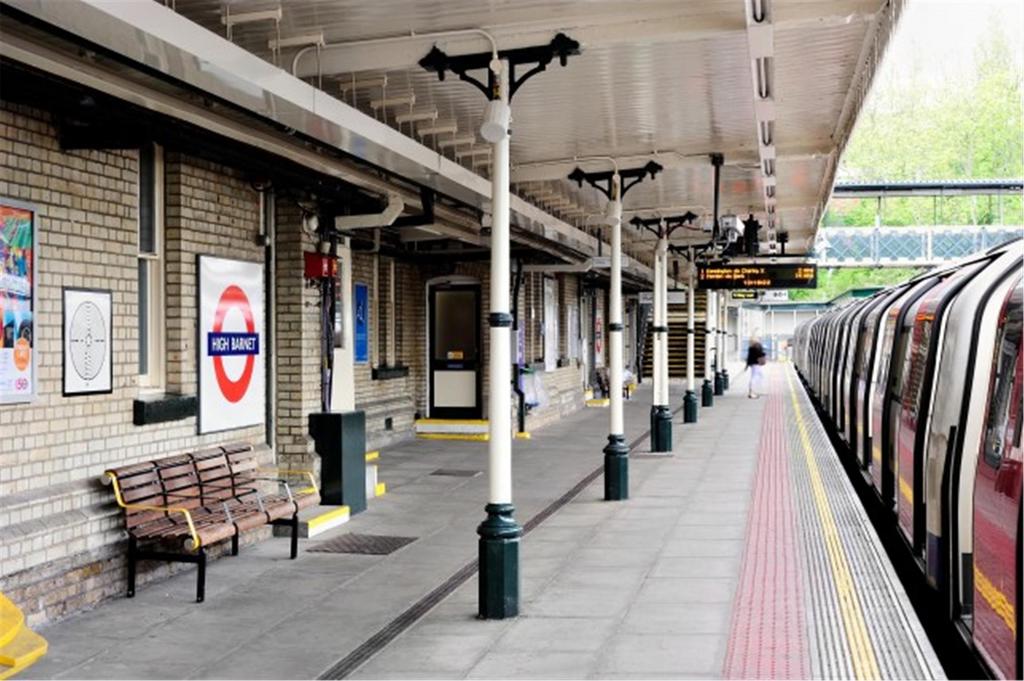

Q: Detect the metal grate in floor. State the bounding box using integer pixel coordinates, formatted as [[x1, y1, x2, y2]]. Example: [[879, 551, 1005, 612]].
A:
[[429, 468, 481, 477], [308, 533, 417, 555]]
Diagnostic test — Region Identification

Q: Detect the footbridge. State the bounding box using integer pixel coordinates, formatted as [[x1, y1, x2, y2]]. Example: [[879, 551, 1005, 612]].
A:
[[814, 179, 1022, 267]]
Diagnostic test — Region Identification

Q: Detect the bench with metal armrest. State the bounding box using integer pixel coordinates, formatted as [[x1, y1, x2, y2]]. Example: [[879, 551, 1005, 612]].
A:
[[104, 443, 319, 602]]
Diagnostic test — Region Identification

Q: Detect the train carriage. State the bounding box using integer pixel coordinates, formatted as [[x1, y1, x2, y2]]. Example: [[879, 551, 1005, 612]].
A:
[[794, 239, 1023, 679]]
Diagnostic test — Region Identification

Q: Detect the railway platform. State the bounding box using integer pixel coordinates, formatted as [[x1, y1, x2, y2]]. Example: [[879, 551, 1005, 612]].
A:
[[22, 365, 942, 680]]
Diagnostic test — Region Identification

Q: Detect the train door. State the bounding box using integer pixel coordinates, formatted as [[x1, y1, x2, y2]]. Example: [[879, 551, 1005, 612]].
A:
[[427, 281, 481, 418], [971, 280, 1022, 680]]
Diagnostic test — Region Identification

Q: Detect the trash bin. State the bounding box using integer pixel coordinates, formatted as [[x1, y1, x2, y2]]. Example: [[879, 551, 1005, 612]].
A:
[[308, 411, 367, 514]]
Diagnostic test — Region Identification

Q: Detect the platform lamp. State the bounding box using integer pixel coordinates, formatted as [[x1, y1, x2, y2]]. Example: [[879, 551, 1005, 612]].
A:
[[569, 161, 663, 499], [419, 32, 580, 621]]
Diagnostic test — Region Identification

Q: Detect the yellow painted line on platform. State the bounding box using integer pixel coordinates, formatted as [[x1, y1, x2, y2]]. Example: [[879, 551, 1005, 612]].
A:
[[785, 368, 881, 681], [416, 433, 490, 442], [975, 565, 1016, 634], [365, 451, 379, 462], [374, 482, 387, 496], [586, 398, 610, 407], [898, 475, 914, 506], [307, 506, 350, 531], [415, 419, 489, 425], [514, 432, 532, 440]]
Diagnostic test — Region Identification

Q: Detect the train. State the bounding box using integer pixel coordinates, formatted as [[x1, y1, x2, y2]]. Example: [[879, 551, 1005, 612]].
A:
[[794, 238, 1023, 680]]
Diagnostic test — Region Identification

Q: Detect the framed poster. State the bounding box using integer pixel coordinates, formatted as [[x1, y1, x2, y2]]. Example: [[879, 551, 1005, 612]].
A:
[[198, 255, 265, 434], [62, 288, 112, 395], [0, 200, 37, 403], [354, 282, 369, 364]]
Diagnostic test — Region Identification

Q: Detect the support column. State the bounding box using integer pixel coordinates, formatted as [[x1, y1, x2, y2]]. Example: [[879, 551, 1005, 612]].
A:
[[714, 291, 725, 395], [720, 294, 730, 391], [478, 61, 520, 620], [702, 287, 715, 407], [683, 259, 698, 423], [650, 236, 671, 452], [604, 175, 629, 499]]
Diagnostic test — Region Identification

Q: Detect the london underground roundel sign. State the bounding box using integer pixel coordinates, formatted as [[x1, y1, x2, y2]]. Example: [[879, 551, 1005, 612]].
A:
[[199, 256, 265, 434]]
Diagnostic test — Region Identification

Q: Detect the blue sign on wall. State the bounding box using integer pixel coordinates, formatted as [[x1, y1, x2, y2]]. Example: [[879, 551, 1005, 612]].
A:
[[354, 283, 369, 364]]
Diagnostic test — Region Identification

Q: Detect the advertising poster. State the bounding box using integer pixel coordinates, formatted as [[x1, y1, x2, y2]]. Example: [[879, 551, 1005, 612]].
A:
[[0, 201, 36, 403], [62, 288, 112, 396], [594, 308, 605, 368], [354, 283, 369, 364], [198, 255, 265, 434]]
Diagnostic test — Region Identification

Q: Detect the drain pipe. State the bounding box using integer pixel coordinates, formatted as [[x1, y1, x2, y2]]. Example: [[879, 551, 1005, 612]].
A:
[[510, 259, 527, 436], [334, 194, 404, 369]]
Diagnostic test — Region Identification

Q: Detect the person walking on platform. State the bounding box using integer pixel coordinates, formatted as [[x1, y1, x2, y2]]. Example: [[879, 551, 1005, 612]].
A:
[[745, 336, 766, 398]]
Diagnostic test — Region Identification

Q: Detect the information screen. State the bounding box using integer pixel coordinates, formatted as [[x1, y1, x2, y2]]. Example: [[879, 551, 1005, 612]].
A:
[[730, 290, 756, 300], [697, 264, 818, 290]]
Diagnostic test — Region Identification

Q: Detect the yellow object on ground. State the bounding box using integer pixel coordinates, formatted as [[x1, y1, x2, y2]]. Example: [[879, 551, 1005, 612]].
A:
[[0, 593, 47, 679]]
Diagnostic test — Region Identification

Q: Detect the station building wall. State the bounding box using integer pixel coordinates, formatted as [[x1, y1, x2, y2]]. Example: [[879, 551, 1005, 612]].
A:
[[0, 102, 275, 624], [0, 99, 603, 625]]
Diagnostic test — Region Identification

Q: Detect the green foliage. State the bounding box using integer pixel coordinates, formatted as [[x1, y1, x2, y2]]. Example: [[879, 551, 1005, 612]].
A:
[[789, 268, 921, 302], [827, 14, 1023, 228], [795, 13, 1022, 301]]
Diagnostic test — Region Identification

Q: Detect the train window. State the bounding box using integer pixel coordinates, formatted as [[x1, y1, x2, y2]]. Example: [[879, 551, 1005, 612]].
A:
[[982, 291, 1022, 469], [904, 317, 932, 422]]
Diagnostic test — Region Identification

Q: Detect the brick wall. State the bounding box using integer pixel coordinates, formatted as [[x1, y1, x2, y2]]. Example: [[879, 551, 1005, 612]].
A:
[[0, 103, 270, 625], [273, 201, 321, 468], [350, 251, 424, 449]]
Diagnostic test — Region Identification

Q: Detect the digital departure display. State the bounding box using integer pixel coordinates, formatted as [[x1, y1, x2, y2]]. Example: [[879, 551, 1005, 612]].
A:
[[697, 264, 818, 290]]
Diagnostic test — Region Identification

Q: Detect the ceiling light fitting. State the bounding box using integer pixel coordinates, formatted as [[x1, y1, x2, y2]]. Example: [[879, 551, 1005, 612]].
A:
[[437, 134, 477, 149], [268, 33, 325, 50], [395, 109, 439, 124], [416, 121, 458, 136], [338, 76, 388, 92], [370, 94, 416, 109], [222, 8, 282, 27]]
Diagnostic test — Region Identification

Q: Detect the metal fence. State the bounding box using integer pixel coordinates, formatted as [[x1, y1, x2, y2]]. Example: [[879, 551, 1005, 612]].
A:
[[813, 225, 1022, 267]]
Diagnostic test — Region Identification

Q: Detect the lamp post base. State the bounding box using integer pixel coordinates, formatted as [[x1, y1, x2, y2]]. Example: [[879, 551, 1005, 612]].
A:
[[683, 390, 699, 423], [477, 503, 521, 619], [603, 434, 629, 501], [702, 379, 714, 407], [651, 405, 672, 452], [722, 368, 730, 391], [714, 371, 724, 396]]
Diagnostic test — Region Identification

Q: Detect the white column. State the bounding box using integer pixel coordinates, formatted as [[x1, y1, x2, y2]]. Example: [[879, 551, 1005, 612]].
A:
[[687, 268, 695, 393], [705, 288, 715, 379], [658, 239, 669, 406], [488, 63, 512, 505], [609, 176, 625, 438], [719, 293, 728, 368], [606, 175, 622, 438], [652, 244, 663, 404]]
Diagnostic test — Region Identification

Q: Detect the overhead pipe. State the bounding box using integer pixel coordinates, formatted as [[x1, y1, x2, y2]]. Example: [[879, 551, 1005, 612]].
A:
[[293, 28, 499, 79], [334, 192, 404, 229]]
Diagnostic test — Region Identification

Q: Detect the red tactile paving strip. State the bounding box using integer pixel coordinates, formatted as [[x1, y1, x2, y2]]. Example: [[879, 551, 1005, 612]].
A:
[[722, 371, 810, 679]]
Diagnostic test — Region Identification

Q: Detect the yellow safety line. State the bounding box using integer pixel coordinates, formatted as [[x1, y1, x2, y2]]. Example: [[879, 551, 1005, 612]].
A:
[[898, 476, 914, 506], [974, 565, 1017, 634], [416, 433, 489, 441], [785, 368, 882, 680]]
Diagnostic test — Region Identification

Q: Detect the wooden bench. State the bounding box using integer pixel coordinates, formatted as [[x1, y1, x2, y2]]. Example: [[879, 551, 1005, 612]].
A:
[[105, 443, 320, 602]]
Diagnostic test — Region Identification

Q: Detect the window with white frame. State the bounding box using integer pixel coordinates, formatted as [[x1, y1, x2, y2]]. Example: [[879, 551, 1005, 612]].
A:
[[543, 277, 559, 371], [137, 144, 165, 390]]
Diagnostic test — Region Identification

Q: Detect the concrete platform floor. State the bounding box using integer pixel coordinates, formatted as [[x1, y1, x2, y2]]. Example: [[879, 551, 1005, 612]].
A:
[[24, 364, 937, 680]]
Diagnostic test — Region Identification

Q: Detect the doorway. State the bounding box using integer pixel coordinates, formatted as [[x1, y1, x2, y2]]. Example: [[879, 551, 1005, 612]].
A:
[[428, 282, 482, 418]]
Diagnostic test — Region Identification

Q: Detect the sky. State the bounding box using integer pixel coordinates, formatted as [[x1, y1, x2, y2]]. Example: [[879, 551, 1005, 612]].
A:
[[867, 0, 1023, 93]]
